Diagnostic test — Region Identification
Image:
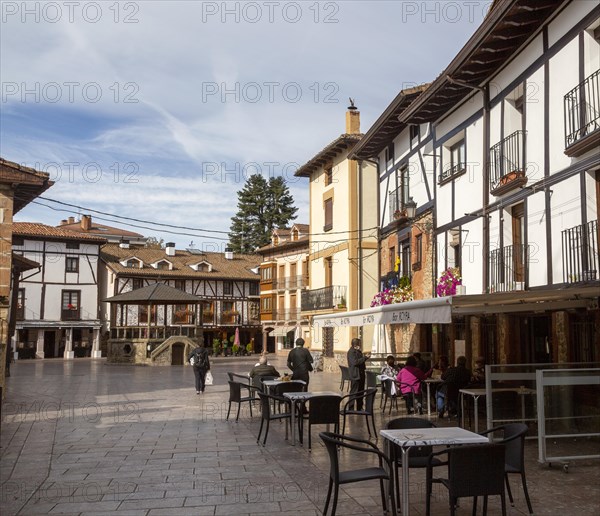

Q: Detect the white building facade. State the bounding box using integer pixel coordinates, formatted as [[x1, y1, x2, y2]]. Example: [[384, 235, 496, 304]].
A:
[[12, 223, 105, 359]]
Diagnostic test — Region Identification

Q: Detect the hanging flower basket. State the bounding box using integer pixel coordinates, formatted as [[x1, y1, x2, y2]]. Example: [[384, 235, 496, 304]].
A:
[[370, 276, 414, 307], [436, 267, 462, 297]]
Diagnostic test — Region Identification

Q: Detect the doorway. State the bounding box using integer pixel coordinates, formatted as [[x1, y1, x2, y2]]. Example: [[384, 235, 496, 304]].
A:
[[44, 331, 56, 358], [520, 315, 552, 363], [171, 343, 185, 365]]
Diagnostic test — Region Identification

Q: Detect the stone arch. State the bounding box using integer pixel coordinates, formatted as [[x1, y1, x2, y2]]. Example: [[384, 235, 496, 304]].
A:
[[150, 336, 198, 366]]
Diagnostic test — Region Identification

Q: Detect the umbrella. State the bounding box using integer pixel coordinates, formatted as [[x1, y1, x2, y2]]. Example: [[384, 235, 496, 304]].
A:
[[234, 327, 241, 347]]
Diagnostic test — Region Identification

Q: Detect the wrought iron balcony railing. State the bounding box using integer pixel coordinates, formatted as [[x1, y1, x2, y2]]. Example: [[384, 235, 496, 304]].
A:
[[439, 161, 466, 184], [301, 285, 346, 312], [562, 220, 599, 283], [564, 69, 600, 150], [61, 309, 81, 321], [488, 244, 529, 293], [489, 130, 527, 195]]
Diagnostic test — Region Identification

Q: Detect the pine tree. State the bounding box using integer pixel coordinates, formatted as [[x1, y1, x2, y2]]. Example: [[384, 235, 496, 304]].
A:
[[229, 174, 298, 253]]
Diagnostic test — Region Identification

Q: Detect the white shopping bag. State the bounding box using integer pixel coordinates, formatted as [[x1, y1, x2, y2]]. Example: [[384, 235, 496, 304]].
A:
[[204, 371, 214, 386]]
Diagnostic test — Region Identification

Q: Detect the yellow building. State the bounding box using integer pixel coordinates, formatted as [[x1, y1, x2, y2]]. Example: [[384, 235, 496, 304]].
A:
[[295, 106, 378, 371]]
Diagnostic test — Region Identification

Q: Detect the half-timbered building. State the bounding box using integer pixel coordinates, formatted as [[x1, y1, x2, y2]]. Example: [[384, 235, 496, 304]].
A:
[[100, 243, 261, 364]]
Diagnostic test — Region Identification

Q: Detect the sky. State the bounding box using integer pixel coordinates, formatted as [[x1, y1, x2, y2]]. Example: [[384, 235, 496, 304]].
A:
[[1, 0, 491, 251]]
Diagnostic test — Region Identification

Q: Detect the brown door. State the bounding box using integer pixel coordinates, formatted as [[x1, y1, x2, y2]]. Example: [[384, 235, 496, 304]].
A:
[[171, 343, 184, 365], [44, 331, 55, 358], [325, 257, 333, 287], [511, 204, 525, 282]]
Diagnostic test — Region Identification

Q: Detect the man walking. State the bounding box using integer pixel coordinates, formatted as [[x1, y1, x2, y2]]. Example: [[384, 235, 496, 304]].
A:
[[188, 343, 210, 394], [347, 338, 370, 410], [287, 338, 313, 387]]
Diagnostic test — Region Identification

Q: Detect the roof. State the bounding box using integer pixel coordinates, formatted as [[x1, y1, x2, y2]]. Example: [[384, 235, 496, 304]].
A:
[[101, 244, 260, 280], [105, 282, 203, 304], [349, 84, 429, 161], [294, 133, 363, 177], [257, 235, 310, 254], [12, 253, 40, 272], [0, 158, 54, 213], [59, 220, 144, 239], [13, 222, 107, 243], [399, 0, 563, 124], [292, 223, 309, 234]]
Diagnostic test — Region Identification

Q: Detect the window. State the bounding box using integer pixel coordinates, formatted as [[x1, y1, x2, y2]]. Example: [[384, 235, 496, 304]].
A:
[[325, 256, 333, 287], [139, 305, 157, 324], [400, 239, 411, 278], [324, 198, 333, 232], [65, 257, 79, 273], [126, 259, 140, 268], [175, 280, 186, 291], [174, 304, 193, 324], [223, 280, 233, 295], [249, 282, 259, 296], [261, 266, 272, 281], [132, 278, 143, 290], [449, 229, 461, 270], [413, 234, 423, 271], [291, 228, 299, 241], [16, 288, 25, 320], [156, 261, 170, 270], [410, 124, 420, 144], [389, 246, 396, 273], [197, 262, 210, 272], [385, 143, 394, 166], [66, 242, 79, 249], [261, 297, 272, 312], [400, 166, 410, 207], [61, 290, 80, 320], [450, 140, 465, 170], [325, 167, 333, 186]]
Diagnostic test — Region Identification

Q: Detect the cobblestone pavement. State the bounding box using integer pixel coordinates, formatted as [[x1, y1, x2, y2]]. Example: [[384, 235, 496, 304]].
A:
[[1, 357, 599, 515]]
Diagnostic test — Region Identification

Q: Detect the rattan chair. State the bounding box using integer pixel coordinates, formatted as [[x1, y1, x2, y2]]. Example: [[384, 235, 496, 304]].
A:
[[256, 392, 291, 446], [340, 388, 377, 437], [300, 395, 341, 450], [226, 380, 256, 422]]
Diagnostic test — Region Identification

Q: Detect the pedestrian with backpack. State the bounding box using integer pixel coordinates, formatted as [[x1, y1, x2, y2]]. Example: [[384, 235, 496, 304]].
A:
[[188, 343, 210, 394]]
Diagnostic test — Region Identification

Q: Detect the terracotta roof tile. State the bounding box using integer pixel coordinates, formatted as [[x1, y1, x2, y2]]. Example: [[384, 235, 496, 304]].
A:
[[101, 244, 260, 280], [59, 221, 144, 238], [13, 222, 107, 243]]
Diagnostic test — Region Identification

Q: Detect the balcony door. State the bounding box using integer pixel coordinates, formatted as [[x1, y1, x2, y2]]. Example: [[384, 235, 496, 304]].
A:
[[512, 204, 525, 282], [325, 257, 332, 287]]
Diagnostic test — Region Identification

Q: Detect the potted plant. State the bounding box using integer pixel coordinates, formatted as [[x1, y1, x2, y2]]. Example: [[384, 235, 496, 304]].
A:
[[212, 338, 221, 356], [337, 296, 347, 309], [232, 344, 240, 355], [436, 267, 462, 297]]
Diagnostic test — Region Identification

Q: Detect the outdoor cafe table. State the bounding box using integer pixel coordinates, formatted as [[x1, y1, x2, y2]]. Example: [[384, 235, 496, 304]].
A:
[[459, 387, 536, 433], [380, 426, 488, 516], [261, 379, 306, 393], [424, 378, 443, 416], [283, 391, 341, 446]]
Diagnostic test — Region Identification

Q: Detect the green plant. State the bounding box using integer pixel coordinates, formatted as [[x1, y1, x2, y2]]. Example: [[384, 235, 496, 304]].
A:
[[232, 344, 240, 355], [212, 338, 221, 356], [246, 343, 253, 354]]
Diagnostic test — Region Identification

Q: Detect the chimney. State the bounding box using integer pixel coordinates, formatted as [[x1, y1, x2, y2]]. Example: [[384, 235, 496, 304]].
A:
[[60, 219, 68, 226], [165, 242, 176, 257], [81, 214, 92, 230], [68, 216, 75, 224], [345, 100, 360, 135], [224, 247, 233, 260], [119, 239, 130, 249]]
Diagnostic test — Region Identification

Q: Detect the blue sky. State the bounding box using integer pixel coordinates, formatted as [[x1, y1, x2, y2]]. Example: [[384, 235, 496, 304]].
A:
[[1, 0, 490, 250]]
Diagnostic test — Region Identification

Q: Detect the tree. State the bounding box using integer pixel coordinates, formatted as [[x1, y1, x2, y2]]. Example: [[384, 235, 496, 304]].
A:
[[229, 174, 298, 253], [145, 237, 164, 249]]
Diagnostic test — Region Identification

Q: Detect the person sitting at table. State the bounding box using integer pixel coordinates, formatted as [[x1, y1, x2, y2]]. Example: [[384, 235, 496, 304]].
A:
[[380, 355, 399, 378], [440, 355, 471, 419], [469, 356, 486, 387], [249, 355, 280, 379], [433, 355, 449, 414], [396, 356, 432, 414]]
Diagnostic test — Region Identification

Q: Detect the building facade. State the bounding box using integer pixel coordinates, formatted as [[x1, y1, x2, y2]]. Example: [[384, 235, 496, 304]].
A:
[[12, 223, 105, 359], [258, 224, 310, 355], [100, 243, 262, 364], [402, 0, 599, 366], [295, 106, 379, 370], [350, 85, 437, 354]]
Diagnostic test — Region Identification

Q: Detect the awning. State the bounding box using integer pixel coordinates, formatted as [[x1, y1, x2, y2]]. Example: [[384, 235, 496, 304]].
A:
[[269, 326, 294, 337], [313, 297, 453, 328]]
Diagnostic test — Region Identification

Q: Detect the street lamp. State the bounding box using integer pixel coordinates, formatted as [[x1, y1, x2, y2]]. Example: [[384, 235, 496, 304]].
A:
[[405, 197, 417, 219]]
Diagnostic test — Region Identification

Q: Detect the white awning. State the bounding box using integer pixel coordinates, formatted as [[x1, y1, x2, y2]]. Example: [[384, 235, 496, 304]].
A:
[[313, 297, 453, 328], [269, 326, 294, 337]]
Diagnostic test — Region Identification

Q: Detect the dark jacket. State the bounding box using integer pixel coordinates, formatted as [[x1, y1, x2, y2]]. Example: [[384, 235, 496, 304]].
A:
[[287, 346, 313, 375], [347, 347, 368, 381], [441, 364, 471, 389], [250, 363, 280, 378], [188, 347, 210, 370]]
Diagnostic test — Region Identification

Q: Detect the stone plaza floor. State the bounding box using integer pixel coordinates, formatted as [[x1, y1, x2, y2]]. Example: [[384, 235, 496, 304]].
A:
[[1, 356, 599, 515]]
